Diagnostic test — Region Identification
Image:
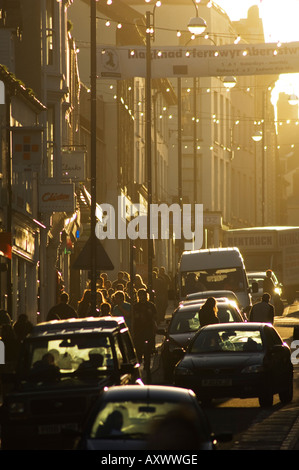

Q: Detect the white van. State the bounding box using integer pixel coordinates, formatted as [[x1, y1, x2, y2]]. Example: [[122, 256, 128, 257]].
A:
[[178, 247, 252, 312]]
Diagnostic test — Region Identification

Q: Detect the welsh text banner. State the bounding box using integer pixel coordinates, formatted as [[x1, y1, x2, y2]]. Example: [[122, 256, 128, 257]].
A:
[[97, 42, 299, 79]]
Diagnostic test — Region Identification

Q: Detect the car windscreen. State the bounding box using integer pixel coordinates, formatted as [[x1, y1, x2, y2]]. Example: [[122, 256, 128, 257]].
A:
[[181, 267, 245, 297], [189, 329, 263, 354], [89, 400, 207, 442], [23, 333, 115, 380]]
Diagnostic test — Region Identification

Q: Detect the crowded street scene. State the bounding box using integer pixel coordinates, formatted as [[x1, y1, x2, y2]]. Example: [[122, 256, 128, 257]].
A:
[[2, 0, 299, 459]]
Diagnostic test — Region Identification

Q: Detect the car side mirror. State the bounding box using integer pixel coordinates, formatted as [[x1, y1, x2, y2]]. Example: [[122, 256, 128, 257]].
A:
[[172, 347, 185, 363], [156, 327, 166, 335]]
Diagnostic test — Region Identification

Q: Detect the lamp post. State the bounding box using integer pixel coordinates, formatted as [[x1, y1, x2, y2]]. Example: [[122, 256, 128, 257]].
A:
[[146, 10, 153, 298], [187, 2, 207, 209], [90, 0, 97, 314]]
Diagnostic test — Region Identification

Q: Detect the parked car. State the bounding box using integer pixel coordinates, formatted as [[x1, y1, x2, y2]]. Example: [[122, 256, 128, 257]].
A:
[[159, 299, 244, 381], [247, 271, 284, 315], [174, 323, 293, 408], [74, 384, 231, 450], [0, 317, 142, 450]]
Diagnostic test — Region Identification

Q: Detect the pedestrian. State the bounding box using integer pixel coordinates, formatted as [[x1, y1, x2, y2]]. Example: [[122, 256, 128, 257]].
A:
[[77, 289, 92, 318], [134, 274, 147, 291], [263, 269, 275, 297], [13, 314, 33, 343], [99, 302, 112, 316], [249, 293, 275, 324], [198, 297, 219, 327], [112, 290, 132, 329], [133, 289, 157, 362], [0, 309, 12, 326], [152, 271, 166, 323], [112, 271, 127, 290], [46, 292, 78, 321]]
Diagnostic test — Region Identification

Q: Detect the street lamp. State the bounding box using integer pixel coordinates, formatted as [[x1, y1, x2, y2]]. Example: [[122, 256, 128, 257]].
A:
[[223, 76, 237, 89], [252, 130, 263, 142], [187, 2, 207, 208], [188, 1, 207, 35], [145, 3, 161, 299], [188, 16, 207, 35], [288, 94, 299, 106]]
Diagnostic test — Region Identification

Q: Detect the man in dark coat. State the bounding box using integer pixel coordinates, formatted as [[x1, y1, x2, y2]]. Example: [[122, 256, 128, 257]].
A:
[[133, 289, 157, 362], [46, 292, 77, 321], [249, 293, 275, 324]]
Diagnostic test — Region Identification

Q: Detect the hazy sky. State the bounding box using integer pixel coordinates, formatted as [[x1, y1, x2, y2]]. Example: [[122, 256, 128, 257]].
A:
[[216, 0, 299, 42], [216, 0, 299, 102]]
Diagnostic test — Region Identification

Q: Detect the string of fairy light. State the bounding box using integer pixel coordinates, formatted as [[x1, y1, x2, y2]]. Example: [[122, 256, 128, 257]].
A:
[[79, 0, 299, 154]]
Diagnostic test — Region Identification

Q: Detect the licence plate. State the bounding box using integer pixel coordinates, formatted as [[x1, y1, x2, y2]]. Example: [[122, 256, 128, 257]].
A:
[[201, 378, 232, 387], [38, 423, 78, 435]]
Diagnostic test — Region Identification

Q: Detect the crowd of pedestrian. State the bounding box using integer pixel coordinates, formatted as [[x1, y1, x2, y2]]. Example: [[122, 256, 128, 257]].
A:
[[44, 267, 173, 363]]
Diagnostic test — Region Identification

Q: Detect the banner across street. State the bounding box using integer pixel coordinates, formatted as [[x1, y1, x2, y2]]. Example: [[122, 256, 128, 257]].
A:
[[98, 42, 299, 79]]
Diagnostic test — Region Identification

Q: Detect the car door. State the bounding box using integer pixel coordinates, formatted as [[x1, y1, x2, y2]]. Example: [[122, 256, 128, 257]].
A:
[[263, 326, 290, 391]]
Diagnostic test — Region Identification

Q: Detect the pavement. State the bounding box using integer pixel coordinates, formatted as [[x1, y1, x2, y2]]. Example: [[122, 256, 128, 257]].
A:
[[143, 300, 299, 450]]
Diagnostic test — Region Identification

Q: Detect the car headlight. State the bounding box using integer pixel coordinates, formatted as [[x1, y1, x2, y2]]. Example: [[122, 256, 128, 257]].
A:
[[241, 364, 264, 374], [175, 366, 194, 376], [8, 402, 25, 414]]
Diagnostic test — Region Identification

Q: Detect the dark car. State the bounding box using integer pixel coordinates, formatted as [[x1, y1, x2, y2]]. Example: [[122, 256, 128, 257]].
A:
[[186, 290, 241, 308], [174, 323, 293, 408], [159, 299, 244, 381], [0, 317, 142, 450], [74, 384, 230, 450]]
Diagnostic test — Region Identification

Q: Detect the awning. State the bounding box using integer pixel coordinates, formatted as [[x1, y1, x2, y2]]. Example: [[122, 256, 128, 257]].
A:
[[0, 232, 12, 259], [72, 236, 114, 271]]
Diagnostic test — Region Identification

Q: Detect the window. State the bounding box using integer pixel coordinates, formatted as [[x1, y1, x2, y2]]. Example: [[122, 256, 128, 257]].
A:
[[46, 0, 55, 66], [46, 105, 55, 177]]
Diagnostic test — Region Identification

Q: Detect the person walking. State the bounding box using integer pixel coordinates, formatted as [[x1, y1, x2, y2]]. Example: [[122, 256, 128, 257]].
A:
[[46, 292, 77, 321], [112, 290, 132, 329], [132, 289, 157, 362], [198, 297, 219, 327], [263, 270, 275, 297], [249, 293, 275, 324], [77, 289, 92, 318]]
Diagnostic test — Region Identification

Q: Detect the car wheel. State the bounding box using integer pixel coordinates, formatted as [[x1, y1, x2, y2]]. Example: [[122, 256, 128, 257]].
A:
[[258, 391, 273, 408], [279, 380, 293, 404]]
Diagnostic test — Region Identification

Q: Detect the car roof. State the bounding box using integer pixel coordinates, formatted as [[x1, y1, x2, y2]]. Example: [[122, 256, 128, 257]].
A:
[[186, 290, 236, 298], [28, 316, 127, 338], [199, 322, 271, 332], [99, 385, 197, 401], [247, 272, 266, 277], [178, 299, 238, 310]]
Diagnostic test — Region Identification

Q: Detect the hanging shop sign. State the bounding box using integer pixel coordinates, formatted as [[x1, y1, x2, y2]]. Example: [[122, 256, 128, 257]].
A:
[[97, 42, 299, 79], [61, 150, 86, 181], [12, 126, 43, 169], [39, 183, 76, 213]]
